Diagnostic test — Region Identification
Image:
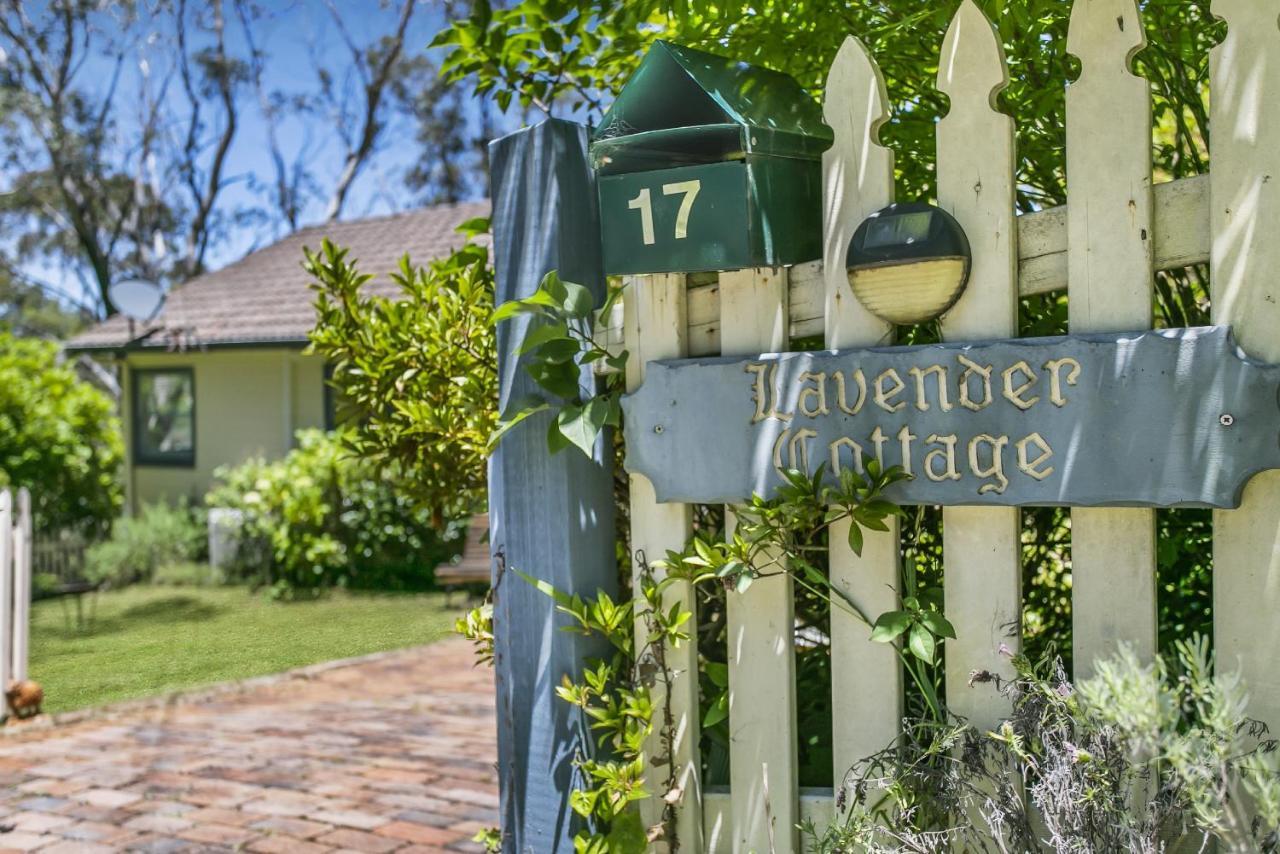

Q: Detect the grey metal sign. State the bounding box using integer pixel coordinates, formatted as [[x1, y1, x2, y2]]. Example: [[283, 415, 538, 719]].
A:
[[621, 326, 1280, 508]]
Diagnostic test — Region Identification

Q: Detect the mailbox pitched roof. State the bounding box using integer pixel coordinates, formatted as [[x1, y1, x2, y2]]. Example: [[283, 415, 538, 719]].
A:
[[66, 201, 490, 353], [593, 40, 831, 162]]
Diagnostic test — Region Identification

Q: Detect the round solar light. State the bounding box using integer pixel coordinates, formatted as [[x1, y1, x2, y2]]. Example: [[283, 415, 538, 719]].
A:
[[846, 202, 971, 325]]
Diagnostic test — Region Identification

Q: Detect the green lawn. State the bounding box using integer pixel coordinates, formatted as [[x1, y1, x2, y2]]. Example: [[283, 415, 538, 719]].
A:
[[30, 585, 464, 714]]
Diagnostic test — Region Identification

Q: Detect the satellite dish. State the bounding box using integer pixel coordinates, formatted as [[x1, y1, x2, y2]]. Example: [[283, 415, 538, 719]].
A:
[[108, 279, 165, 322]]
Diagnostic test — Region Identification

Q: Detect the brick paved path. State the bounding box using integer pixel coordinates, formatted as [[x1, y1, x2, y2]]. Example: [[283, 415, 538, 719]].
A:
[[0, 639, 497, 853]]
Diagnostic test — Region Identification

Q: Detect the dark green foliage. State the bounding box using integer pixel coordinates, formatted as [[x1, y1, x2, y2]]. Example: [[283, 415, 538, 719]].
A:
[[206, 429, 455, 598], [0, 332, 122, 536]]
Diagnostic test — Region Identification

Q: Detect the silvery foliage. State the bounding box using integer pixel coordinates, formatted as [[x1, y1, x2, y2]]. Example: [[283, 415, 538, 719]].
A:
[[809, 637, 1280, 853]]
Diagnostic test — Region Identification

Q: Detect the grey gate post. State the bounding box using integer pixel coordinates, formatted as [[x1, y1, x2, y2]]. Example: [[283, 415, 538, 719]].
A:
[[488, 118, 617, 852]]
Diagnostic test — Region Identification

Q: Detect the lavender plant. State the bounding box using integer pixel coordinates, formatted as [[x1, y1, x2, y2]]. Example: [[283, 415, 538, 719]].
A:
[[809, 637, 1280, 853]]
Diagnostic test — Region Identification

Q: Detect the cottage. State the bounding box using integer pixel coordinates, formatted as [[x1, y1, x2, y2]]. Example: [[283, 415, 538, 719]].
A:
[[66, 201, 489, 512]]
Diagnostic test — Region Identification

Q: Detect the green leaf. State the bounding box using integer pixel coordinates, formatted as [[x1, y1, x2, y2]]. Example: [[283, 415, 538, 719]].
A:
[[527, 360, 580, 399], [491, 297, 542, 325], [919, 610, 957, 640], [555, 397, 611, 457], [533, 337, 583, 364], [517, 321, 569, 354], [561, 281, 596, 318], [513, 568, 573, 607], [846, 520, 865, 556], [705, 661, 729, 688], [908, 625, 937, 664], [539, 270, 568, 305], [605, 810, 647, 850], [870, 610, 912, 643], [702, 691, 729, 728], [598, 282, 626, 320], [546, 418, 572, 455], [455, 216, 491, 237], [488, 396, 551, 449]]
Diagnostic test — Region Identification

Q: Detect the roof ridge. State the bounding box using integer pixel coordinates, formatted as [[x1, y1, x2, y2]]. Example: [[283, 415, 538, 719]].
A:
[[291, 199, 490, 238]]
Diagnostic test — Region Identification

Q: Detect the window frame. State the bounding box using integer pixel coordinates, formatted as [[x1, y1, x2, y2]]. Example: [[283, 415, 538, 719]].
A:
[[131, 366, 197, 468]]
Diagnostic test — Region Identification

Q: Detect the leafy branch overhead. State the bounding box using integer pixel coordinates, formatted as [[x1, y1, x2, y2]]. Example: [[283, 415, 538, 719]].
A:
[[490, 270, 627, 457]]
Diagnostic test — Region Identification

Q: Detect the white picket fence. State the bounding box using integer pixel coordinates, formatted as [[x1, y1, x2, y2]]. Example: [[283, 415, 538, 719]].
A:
[[0, 489, 34, 697], [610, 0, 1280, 849]]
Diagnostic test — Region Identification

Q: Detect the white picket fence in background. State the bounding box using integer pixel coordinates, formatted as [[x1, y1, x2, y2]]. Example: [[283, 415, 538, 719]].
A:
[[607, 0, 1280, 849], [0, 489, 34, 698]]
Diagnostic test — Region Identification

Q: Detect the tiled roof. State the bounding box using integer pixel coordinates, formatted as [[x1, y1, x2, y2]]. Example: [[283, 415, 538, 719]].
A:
[[66, 201, 491, 352]]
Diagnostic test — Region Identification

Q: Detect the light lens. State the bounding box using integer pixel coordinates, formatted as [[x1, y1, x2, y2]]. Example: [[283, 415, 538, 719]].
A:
[[847, 257, 969, 325]]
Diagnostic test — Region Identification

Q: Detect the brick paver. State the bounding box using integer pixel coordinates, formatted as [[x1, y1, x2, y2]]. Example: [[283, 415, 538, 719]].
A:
[[0, 639, 496, 852]]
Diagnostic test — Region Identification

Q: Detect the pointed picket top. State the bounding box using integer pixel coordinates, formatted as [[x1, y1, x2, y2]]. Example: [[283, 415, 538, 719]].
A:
[[939, 0, 1008, 107], [822, 35, 892, 154], [1067, 0, 1146, 74], [822, 34, 894, 347]]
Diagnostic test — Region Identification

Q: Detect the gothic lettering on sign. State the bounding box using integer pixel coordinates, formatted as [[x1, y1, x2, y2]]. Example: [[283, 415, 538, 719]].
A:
[[621, 327, 1280, 508], [742, 352, 1080, 495]]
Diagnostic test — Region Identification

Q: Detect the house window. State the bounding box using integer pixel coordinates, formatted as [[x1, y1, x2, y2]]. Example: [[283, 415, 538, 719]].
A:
[[133, 368, 195, 467]]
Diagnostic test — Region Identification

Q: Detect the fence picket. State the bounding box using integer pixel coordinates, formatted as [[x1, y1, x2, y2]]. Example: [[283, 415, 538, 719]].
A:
[[820, 36, 904, 813], [0, 490, 10, 700], [1210, 0, 1280, 724], [12, 488, 30, 683], [1066, 0, 1157, 677], [623, 273, 704, 850], [720, 266, 798, 853], [822, 35, 895, 351], [936, 0, 1022, 727]]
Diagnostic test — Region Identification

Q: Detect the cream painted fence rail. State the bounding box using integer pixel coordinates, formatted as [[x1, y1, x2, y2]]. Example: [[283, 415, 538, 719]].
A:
[[611, 0, 1280, 850]]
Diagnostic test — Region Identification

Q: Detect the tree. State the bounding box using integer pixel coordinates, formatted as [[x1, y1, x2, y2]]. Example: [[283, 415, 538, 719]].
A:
[[0, 332, 123, 536], [312, 0, 419, 222], [0, 0, 248, 315], [305, 219, 496, 529], [436, 1, 1214, 224], [0, 270, 92, 340], [0, 0, 491, 322]]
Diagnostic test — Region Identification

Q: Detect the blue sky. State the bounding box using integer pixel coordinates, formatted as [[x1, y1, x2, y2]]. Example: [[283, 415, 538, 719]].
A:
[[193, 1, 510, 261], [11, 1, 518, 308]]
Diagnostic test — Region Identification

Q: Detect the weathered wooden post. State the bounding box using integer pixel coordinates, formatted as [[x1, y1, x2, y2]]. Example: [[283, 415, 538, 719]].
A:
[[487, 118, 616, 852]]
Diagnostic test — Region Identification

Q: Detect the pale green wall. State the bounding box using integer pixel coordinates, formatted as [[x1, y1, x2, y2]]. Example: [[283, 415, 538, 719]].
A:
[[121, 349, 328, 510]]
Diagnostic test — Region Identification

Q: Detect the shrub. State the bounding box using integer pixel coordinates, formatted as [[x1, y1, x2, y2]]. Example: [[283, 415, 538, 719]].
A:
[[813, 638, 1280, 853], [306, 230, 495, 530], [84, 502, 205, 588], [0, 332, 122, 536], [207, 428, 454, 597]]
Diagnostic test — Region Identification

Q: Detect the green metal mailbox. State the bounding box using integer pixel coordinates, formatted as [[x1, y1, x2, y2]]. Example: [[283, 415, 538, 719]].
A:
[[591, 41, 833, 276]]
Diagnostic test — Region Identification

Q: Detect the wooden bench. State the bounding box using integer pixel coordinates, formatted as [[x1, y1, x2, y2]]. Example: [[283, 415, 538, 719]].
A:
[[436, 514, 490, 604]]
